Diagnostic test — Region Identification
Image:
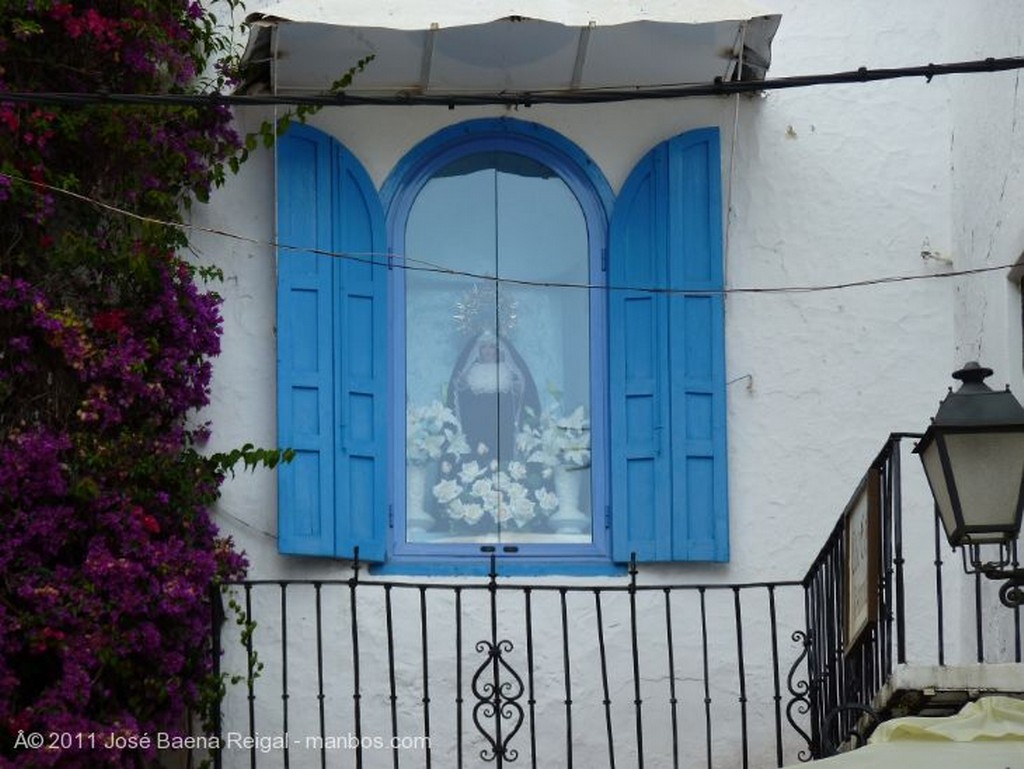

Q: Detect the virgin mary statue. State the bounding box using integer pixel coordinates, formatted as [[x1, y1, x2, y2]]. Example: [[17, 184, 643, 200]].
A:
[[446, 330, 540, 464]]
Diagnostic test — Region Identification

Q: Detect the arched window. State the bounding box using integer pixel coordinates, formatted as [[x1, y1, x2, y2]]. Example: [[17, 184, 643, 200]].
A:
[[383, 121, 612, 565]]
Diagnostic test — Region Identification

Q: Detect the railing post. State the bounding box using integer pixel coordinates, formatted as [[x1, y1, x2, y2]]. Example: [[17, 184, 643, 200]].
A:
[[489, 555, 503, 769], [314, 582, 328, 769], [767, 585, 784, 768], [349, 547, 364, 768], [733, 587, 749, 769], [209, 582, 224, 769], [891, 436, 907, 665], [933, 510, 947, 666], [280, 583, 290, 768], [524, 587, 538, 769], [627, 552, 644, 769], [350, 545, 361, 582]]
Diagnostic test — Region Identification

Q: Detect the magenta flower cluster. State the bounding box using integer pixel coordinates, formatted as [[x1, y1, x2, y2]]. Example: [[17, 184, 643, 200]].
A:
[[1, 1, 250, 766]]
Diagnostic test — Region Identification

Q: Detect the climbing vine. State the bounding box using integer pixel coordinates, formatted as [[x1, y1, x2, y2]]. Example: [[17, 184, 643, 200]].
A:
[[0, 1, 274, 765]]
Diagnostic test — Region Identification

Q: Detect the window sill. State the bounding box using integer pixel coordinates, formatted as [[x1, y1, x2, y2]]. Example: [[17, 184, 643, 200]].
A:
[[371, 556, 626, 578]]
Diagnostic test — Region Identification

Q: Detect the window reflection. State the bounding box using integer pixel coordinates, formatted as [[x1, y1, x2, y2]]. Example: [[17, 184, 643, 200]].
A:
[[404, 152, 592, 544]]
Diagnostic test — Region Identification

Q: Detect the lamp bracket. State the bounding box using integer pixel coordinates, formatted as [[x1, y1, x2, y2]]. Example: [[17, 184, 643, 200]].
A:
[[960, 544, 1024, 608], [979, 567, 1024, 609], [961, 542, 1015, 573]]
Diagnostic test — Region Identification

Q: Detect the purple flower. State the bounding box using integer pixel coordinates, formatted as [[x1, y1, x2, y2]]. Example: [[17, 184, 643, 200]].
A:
[[0, 0, 249, 762]]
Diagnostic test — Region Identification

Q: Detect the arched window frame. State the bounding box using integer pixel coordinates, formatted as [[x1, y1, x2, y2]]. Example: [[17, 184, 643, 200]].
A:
[[381, 118, 615, 573]]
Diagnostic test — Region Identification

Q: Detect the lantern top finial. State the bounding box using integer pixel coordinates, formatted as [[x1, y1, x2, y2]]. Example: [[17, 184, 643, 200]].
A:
[[929, 362, 1024, 428], [952, 361, 993, 386]]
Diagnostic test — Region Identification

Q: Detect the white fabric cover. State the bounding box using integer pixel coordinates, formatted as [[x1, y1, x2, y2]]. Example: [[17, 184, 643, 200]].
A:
[[239, 0, 781, 99], [244, 0, 776, 28], [784, 697, 1024, 769]]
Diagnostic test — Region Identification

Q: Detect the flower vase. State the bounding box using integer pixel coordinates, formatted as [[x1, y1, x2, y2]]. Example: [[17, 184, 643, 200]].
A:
[[548, 465, 589, 534], [406, 464, 434, 537]]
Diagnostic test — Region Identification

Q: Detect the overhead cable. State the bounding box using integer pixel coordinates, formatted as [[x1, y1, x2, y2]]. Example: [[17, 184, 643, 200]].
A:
[[1, 56, 1023, 108], [3, 174, 1016, 297]]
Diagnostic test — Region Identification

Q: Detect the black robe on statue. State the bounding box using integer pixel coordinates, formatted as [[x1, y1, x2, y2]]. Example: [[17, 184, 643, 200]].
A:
[[446, 332, 540, 464]]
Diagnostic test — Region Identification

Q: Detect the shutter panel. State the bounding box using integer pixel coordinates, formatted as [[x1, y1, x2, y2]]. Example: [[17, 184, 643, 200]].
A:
[[277, 125, 388, 561], [277, 127, 336, 556], [610, 129, 728, 563], [667, 130, 728, 561], [609, 146, 673, 562], [333, 148, 389, 562]]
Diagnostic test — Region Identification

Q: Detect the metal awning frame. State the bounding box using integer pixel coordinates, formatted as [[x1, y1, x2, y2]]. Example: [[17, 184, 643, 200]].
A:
[[238, 11, 781, 104]]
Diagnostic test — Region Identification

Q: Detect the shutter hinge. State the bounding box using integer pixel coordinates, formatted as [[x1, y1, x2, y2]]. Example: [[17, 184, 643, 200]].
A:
[[601, 246, 608, 272], [605, 504, 612, 530], [388, 503, 394, 528]]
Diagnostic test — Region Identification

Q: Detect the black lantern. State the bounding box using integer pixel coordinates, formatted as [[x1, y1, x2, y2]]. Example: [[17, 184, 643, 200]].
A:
[[914, 362, 1024, 607]]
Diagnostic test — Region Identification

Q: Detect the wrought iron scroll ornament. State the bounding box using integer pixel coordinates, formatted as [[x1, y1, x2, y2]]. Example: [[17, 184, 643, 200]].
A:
[[996, 573, 1024, 609], [472, 639, 526, 763], [785, 630, 815, 762]]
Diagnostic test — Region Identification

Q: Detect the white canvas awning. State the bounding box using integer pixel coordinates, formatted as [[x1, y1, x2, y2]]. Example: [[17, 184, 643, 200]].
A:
[[239, 1, 781, 104], [784, 697, 1024, 769]]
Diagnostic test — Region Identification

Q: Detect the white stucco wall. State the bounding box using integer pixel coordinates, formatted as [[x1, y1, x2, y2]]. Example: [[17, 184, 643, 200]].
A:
[[188, 2, 1024, 766], [947, 1, 1024, 391]]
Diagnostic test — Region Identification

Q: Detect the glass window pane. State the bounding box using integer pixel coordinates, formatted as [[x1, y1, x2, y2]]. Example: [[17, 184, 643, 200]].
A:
[[404, 152, 592, 546]]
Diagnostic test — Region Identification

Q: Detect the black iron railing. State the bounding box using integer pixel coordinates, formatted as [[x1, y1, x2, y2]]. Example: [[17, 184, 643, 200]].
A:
[[211, 559, 807, 769], [208, 435, 1023, 768]]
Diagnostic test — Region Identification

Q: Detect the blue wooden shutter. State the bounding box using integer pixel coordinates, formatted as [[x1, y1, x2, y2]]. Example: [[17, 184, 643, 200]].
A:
[[332, 147, 389, 562], [610, 128, 728, 562], [277, 124, 388, 560]]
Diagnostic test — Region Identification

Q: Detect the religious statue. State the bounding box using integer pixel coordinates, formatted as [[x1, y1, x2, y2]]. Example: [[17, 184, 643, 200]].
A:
[[446, 330, 540, 463], [427, 282, 561, 535]]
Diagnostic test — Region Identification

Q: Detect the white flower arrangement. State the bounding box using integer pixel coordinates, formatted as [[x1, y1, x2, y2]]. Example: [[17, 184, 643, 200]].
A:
[[417, 398, 591, 530], [516, 404, 591, 469], [432, 458, 556, 529], [406, 401, 470, 465]]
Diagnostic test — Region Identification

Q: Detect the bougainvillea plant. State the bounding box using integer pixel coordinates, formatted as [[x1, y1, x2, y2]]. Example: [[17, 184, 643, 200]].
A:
[[0, 1, 275, 766]]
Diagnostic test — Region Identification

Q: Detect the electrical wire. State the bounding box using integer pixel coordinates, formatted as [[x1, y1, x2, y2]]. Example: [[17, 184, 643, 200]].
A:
[[2, 56, 1024, 108], [218, 507, 278, 541], [4, 172, 1017, 297]]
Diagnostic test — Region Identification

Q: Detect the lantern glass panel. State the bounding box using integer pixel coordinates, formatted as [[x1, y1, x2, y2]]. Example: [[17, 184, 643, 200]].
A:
[[944, 431, 1024, 541], [919, 437, 958, 542]]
